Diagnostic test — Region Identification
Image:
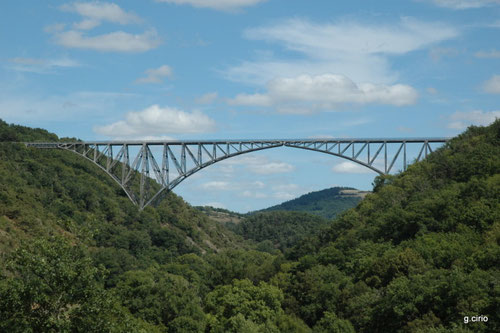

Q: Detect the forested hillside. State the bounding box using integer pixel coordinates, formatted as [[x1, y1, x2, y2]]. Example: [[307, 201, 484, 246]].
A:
[[228, 211, 331, 254], [281, 120, 500, 332], [259, 187, 365, 219], [0, 118, 499, 332]]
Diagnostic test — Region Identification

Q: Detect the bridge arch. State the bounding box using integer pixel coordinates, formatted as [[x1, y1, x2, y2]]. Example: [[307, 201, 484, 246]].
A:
[[26, 138, 448, 210]]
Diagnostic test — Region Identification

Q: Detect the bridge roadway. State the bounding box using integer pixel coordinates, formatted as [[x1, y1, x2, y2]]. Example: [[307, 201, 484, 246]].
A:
[[25, 137, 449, 209]]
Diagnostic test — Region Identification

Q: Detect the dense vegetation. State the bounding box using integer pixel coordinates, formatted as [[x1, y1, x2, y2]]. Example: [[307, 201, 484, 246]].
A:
[[229, 211, 331, 253], [259, 187, 363, 219], [1, 118, 499, 332]]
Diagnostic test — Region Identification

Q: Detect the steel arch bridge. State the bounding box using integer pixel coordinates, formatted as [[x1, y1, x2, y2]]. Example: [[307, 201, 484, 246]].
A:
[[26, 138, 449, 210]]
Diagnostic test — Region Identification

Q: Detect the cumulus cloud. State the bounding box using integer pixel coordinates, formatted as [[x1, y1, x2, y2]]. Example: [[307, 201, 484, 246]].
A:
[[332, 161, 375, 174], [136, 65, 173, 84], [156, 0, 267, 11], [54, 30, 160, 52], [228, 74, 418, 113], [224, 18, 456, 113], [61, 2, 140, 30], [447, 110, 500, 129], [483, 75, 500, 94], [94, 104, 216, 139], [424, 0, 500, 9]]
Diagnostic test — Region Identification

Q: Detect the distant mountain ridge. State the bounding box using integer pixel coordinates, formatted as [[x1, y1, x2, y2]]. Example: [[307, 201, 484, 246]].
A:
[[257, 186, 369, 219]]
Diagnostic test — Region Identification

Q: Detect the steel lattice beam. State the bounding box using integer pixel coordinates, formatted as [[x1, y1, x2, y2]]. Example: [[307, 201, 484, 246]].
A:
[[25, 138, 449, 210]]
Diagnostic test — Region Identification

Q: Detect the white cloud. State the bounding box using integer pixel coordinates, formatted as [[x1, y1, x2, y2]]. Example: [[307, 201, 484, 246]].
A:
[[94, 104, 216, 138], [245, 17, 457, 57], [7, 57, 80, 74], [136, 65, 173, 84], [425, 0, 500, 9], [51, 3, 158, 53], [200, 181, 232, 191], [61, 2, 140, 29], [247, 161, 294, 174], [195, 92, 219, 104], [0, 91, 136, 122], [228, 93, 271, 107], [224, 56, 394, 87], [332, 161, 374, 174], [228, 74, 418, 113], [240, 190, 268, 198], [156, 0, 267, 11], [224, 18, 455, 113], [447, 110, 500, 129], [54, 30, 160, 52], [219, 155, 295, 175], [483, 75, 500, 94], [225, 18, 458, 85]]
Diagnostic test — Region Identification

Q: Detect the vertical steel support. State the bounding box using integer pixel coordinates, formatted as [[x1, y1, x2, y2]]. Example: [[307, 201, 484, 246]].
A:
[[162, 143, 169, 188], [198, 144, 202, 165], [122, 144, 129, 184], [367, 142, 371, 164], [403, 141, 407, 171], [181, 144, 186, 174], [384, 142, 387, 174], [106, 144, 112, 171], [140, 144, 148, 208]]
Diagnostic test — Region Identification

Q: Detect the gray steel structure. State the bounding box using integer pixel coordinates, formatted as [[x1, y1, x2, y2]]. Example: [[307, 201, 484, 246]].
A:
[[25, 138, 449, 210]]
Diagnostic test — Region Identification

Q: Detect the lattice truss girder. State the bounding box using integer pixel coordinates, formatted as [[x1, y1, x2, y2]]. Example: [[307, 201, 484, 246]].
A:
[[26, 139, 447, 209]]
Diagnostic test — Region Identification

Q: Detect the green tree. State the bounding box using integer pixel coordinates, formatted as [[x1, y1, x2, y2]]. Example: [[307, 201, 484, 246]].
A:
[[0, 236, 148, 332], [204, 279, 284, 332]]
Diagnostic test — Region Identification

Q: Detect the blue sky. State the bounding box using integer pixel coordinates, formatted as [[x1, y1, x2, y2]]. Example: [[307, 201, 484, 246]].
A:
[[1, 0, 499, 212]]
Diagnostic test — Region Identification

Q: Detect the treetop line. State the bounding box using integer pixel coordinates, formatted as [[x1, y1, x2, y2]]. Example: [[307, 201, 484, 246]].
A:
[[25, 138, 449, 210]]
